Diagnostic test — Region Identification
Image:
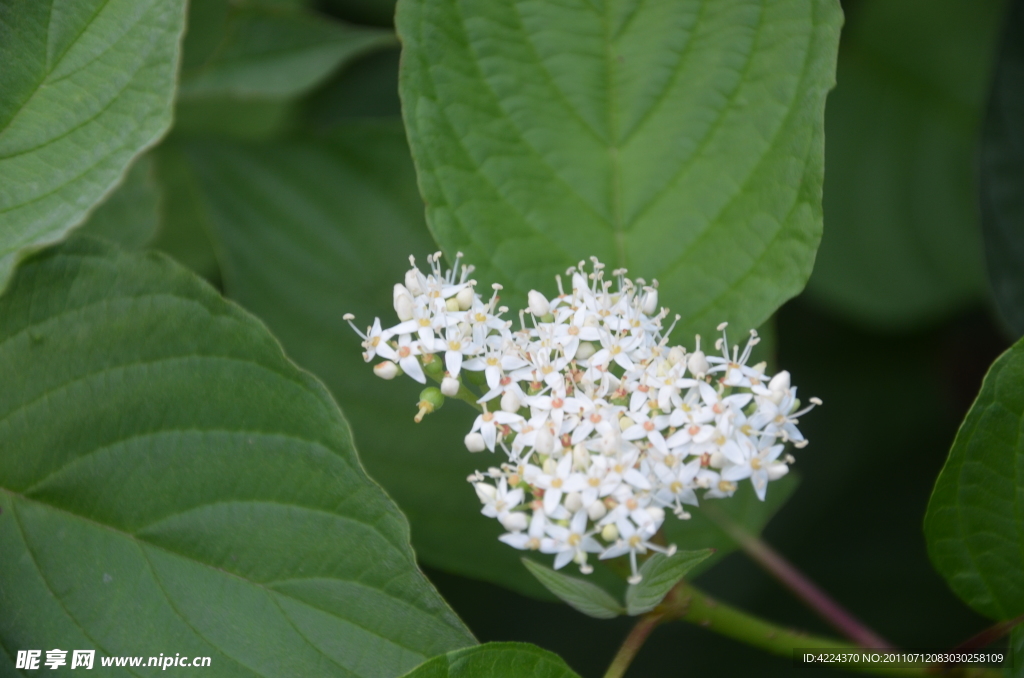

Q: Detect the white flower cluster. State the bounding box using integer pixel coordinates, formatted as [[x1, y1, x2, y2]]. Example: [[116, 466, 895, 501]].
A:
[[346, 254, 820, 583]]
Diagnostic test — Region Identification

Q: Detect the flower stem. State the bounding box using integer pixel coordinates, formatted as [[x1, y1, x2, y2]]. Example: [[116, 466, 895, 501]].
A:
[[701, 503, 891, 648], [661, 583, 1000, 678], [602, 613, 664, 678], [952, 613, 1024, 652]]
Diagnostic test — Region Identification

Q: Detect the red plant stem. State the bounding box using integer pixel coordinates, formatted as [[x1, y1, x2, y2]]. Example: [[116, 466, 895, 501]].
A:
[[952, 613, 1024, 652], [702, 504, 892, 649]]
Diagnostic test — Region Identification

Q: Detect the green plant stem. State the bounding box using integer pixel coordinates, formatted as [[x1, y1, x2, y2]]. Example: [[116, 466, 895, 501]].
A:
[[701, 502, 891, 648], [602, 613, 664, 678], [659, 583, 1001, 678], [952, 613, 1024, 652]]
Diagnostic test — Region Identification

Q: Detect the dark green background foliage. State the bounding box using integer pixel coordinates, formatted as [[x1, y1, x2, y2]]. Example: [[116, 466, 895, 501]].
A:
[[2, 0, 1024, 676]]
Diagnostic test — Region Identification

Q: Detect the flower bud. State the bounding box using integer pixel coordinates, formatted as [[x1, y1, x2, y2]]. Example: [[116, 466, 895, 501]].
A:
[[768, 370, 790, 404], [572, 443, 589, 470], [575, 341, 597, 361], [687, 349, 709, 377], [601, 523, 619, 542], [474, 482, 496, 504], [709, 450, 724, 468], [445, 297, 460, 312], [587, 500, 607, 521], [394, 285, 414, 321], [527, 290, 550, 317], [646, 507, 665, 527], [500, 390, 521, 413], [500, 512, 528, 532], [564, 492, 583, 512], [373, 360, 399, 380], [542, 458, 557, 475], [464, 432, 486, 452], [534, 426, 555, 455], [641, 288, 658, 315], [767, 462, 790, 481], [404, 269, 423, 296], [456, 286, 475, 311], [441, 376, 460, 397], [668, 346, 686, 365]]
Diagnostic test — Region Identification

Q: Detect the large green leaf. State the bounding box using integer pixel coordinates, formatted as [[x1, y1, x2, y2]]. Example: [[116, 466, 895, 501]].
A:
[[0, 0, 186, 293], [157, 121, 808, 600], [77, 154, 161, 251], [806, 0, 1003, 328], [177, 0, 394, 100], [399, 644, 580, 678], [980, 0, 1024, 338], [0, 238, 474, 675], [397, 0, 841, 341], [925, 336, 1024, 620]]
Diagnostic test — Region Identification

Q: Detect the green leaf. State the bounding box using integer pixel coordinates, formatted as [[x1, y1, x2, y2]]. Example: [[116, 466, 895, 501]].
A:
[[0, 237, 475, 674], [980, 0, 1024, 338], [397, 0, 841, 341], [148, 144, 224, 284], [321, 0, 398, 28], [626, 549, 714, 616], [925, 336, 1024, 620], [806, 0, 1003, 328], [521, 559, 624, 619], [77, 155, 161, 251], [178, 0, 394, 101], [664, 473, 798, 578], [399, 643, 581, 678], [0, 0, 186, 293]]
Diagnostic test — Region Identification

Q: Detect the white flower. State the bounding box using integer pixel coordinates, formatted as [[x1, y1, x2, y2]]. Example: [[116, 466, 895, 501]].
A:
[[469, 407, 523, 452], [350, 254, 821, 576], [544, 509, 603, 572]]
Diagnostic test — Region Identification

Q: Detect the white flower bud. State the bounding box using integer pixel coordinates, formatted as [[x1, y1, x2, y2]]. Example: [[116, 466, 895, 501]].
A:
[[587, 500, 607, 521], [767, 462, 790, 481], [618, 415, 635, 431], [527, 290, 550, 317], [464, 432, 486, 452], [456, 286, 475, 310], [445, 297, 460, 312], [474, 483, 496, 504], [709, 450, 725, 468], [575, 341, 597, 361], [564, 492, 583, 512], [373, 360, 399, 380], [572, 443, 589, 470], [687, 349, 709, 377], [646, 506, 665, 527], [641, 288, 658, 315], [534, 426, 555, 455], [542, 458, 557, 475], [500, 512, 528, 532], [668, 346, 686, 365], [601, 523, 619, 542], [441, 376, 460, 397], [500, 390, 521, 413], [404, 269, 423, 296], [394, 287, 414, 321], [768, 370, 791, 404]]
